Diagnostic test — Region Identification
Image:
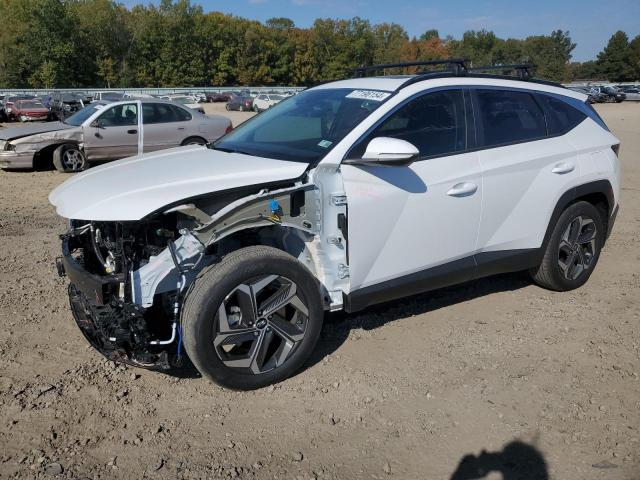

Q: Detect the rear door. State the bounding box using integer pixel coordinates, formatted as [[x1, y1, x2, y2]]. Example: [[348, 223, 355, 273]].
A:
[[83, 103, 139, 161], [142, 103, 193, 152], [472, 88, 581, 260]]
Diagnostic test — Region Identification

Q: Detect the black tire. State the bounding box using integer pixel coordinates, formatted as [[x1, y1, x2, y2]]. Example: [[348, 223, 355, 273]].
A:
[[181, 136, 208, 146], [530, 201, 604, 291], [181, 246, 324, 390], [225, 104, 231, 111], [253, 105, 259, 113], [52, 144, 87, 173]]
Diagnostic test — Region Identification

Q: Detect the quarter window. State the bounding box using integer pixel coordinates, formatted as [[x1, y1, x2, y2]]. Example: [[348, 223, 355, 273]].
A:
[[349, 89, 466, 159], [536, 94, 586, 135], [474, 89, 546, 147]]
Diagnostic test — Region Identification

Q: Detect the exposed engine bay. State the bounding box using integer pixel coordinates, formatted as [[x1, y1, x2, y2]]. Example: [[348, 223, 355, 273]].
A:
[[56, 181, 348, 370]]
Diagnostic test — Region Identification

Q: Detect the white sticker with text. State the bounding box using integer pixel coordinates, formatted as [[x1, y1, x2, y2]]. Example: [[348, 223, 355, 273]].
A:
[[345, 90, 391, 102]]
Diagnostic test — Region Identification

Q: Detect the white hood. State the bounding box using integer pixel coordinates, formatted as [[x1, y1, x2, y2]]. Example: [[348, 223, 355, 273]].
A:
[[49, 146, 307, 221]]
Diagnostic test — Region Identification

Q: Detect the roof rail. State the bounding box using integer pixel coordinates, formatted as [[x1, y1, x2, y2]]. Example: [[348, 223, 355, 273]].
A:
[[352, 59, 468, 77], [467, 64, 535, 80]]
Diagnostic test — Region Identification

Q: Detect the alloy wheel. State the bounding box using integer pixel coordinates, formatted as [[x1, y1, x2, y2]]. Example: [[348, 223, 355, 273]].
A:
[[61, 148, 85, 171], [213, 274, 309, 375], [557, 215, 597, 280]]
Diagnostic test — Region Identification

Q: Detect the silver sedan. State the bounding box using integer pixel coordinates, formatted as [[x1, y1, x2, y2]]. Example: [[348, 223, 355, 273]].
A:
[[0, 99, 232, 172]]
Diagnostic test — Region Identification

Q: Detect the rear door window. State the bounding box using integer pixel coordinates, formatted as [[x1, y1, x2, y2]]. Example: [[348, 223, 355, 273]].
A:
[[473, 89, 546, 147], [536, 94, 587, 135]]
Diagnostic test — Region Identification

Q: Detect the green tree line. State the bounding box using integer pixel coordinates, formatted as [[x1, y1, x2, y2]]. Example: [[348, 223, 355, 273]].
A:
[[0, 0, 638, 89]]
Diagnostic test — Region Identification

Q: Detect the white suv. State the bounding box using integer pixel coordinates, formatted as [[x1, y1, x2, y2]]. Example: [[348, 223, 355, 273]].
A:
[[50, 61, 620, 389]]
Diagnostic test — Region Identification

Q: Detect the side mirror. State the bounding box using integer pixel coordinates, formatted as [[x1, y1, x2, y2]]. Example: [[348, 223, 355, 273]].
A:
[[345, 137, 419, 166], [91, 119, 105, 129]]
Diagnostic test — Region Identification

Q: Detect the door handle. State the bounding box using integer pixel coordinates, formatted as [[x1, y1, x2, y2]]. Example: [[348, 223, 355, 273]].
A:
[[177, 127, 185, 130], [551, 162, 575, 174], [447, 182, 478, 197], [127, 129, 138, 135]]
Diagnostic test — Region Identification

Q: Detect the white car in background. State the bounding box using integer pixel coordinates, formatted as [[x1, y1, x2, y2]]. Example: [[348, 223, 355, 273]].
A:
[[253, 93, 285, 112]]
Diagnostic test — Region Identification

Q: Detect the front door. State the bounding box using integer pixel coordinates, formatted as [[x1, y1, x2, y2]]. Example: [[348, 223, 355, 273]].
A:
[[83, 103, 139, 161], [341, 89, 482, 301]]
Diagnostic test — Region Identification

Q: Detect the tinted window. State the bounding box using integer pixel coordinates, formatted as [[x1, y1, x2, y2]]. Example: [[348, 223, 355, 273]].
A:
[[536, 94, 586, 135], [475, 89, 546, 147], [98, 103, 138, 126], [143, 103, 191, 124], [349, 89, 466, 159], [170, 104, 191, 121]]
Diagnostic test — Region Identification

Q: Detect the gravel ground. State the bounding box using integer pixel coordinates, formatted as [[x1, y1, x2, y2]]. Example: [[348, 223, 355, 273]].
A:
[[0, 103, 638, 480]]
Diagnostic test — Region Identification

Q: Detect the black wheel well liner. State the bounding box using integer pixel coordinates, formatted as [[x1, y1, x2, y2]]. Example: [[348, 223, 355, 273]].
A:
[[181, 136, 208, 146], [541, 179, 614, 253], [33, 141, 81, 170]]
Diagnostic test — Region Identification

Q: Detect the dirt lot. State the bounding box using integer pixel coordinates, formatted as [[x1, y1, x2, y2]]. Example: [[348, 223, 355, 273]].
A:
[[0, 103, 638, 480]]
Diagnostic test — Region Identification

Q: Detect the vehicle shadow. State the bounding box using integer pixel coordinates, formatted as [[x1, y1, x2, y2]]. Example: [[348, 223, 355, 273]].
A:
[[305, 271, 532, 371], [450, 440, 549, 480]]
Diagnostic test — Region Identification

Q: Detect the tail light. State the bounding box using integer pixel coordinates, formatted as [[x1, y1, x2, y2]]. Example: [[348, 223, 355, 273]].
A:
[[611, 144, 620, 156], [225, 124, 233, 134]]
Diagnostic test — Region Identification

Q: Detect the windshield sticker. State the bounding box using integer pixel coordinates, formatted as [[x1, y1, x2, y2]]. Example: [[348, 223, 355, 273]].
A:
[[346, 90, 391, 102], [318, 139, 333, 148]]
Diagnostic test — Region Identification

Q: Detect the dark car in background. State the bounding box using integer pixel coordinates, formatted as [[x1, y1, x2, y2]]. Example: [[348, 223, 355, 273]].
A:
[[590, 86, 626, 103], [206, 92, 232, 102], [225, 94, 253, 112], [50, 92, 85, 121]]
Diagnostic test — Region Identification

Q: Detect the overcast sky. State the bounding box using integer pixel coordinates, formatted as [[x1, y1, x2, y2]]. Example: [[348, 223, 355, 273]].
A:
[[122, 0, 640, 62]]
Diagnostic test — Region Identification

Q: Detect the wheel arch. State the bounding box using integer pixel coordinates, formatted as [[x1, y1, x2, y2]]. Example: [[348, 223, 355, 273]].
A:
[[32, 141, 83, 170], [208, 225, 333, 307], [542, 179, 614, 252]]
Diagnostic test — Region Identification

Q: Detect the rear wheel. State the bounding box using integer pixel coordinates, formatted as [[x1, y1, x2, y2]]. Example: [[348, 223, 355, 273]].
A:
[[53, 144, 87, 173], [181, 136, 207, 146], [181, 246, 324, 390], [225, 104, 231, 111], [530, 201, 604, 291]]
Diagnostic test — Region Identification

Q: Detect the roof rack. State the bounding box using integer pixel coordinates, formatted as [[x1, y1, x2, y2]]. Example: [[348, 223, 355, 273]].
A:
[[467, 64, 535, 80], [352, 59, 468, 77]]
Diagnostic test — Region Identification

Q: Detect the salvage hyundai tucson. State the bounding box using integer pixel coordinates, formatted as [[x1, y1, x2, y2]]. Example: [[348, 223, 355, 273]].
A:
[[50, 61, 621, 390]]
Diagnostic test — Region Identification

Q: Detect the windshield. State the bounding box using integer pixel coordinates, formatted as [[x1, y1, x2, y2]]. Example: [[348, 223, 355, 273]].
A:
[[212, 88, 390, 163], [64, 104, 102, 126], [20, 101, 45, 109]]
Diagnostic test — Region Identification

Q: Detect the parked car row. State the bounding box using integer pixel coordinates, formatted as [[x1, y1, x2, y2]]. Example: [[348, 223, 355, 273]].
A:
[[566, 85, 632, 103]]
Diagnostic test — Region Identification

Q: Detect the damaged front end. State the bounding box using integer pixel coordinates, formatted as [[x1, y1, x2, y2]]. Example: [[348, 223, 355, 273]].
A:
[[58, 215, 206, 370], [57, 181, 332, 371]]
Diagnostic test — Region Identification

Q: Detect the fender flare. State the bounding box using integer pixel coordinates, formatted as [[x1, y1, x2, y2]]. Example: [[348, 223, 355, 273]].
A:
[[540, 179, 614, 254]]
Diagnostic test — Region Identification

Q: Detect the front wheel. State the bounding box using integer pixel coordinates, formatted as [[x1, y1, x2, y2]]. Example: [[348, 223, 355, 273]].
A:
[[53, 144, 87, 172], [181, 246, 324, 390], [530, 201, 604, 291]]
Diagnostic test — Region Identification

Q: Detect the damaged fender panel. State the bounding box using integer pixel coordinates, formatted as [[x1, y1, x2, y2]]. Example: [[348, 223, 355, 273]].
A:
[[192, 184, 321, 246], [130, 184, 323, 308]]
